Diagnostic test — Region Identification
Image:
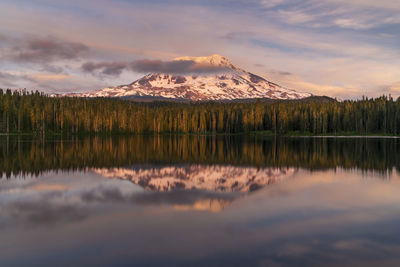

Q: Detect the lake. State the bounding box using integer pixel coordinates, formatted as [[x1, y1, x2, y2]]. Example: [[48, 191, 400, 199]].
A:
[[1, 135, 400, 266]]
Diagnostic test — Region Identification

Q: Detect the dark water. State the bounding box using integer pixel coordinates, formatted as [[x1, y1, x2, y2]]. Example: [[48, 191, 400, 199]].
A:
[[1, 135, 400, 266]]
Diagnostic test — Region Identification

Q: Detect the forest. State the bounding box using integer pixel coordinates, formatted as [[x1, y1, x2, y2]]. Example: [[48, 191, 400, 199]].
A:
[[0, 89, 399, 135]]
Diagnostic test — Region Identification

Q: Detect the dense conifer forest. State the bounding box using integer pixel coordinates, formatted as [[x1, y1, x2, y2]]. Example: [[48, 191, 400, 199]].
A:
[[0, 89, 399, 135]]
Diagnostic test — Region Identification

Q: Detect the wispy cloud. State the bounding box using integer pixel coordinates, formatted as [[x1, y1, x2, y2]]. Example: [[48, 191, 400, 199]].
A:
[[3, 35, 89, 64], [260, 0, 286, 9], [0, 0, 399, 98], [81, 61, 128, 76], [265, 0, 400, 30], [81, 59, 232, 77]]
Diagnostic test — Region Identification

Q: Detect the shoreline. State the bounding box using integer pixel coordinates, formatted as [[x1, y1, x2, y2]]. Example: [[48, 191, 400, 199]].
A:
[[0, 132, 399, 138], [291, 135, 400, 138]]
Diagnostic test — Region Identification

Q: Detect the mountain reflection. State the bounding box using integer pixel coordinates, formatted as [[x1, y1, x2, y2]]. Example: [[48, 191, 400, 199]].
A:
[[93, 166, 295, 192], [2, 136, 400, 266], [91, 165, 296, 212], [0, 135, 399, 178]]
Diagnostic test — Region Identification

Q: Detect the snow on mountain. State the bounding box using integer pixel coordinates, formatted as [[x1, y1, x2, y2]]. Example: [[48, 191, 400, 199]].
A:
[[71, 54, 311, 101], [92, 165, 297, 193], [91, 165, 297, 212]]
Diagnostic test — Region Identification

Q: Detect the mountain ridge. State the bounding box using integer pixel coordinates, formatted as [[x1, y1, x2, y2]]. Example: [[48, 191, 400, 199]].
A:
[[68, 54, 312, 101]]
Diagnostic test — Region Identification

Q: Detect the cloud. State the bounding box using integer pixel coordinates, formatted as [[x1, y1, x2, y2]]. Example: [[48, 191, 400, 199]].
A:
[[390, 84, 400, 92], [0, 34, 90, 88], [130, 59, 232, 74], [0, 71, 64, 86], [277, 9, 315, 24], [323, 0, 400, 10], [221, 31, 256, 41], [7, 198, 87, 227], [0, 72, 18, 87], [334, 18, 370, 30], [0, 72, 16, 79], [28, 183, 68, 192], [29, 74, 69, 81], [384, 83, 400, 97], [130, 59, 195, 74], [260, 0, 400, 30], [332, 14, 400, 30], [82, 61, 127, 76], [81, 186, 126, 203], [40, 64, 65, 74], [80, 185, 237, 207], [260, 0, 286, 9], [0, 72, 35, 88], [5, 35, 89, 64], [82, 59, 232, 77], [274, 74, 361, 99], [0, 1, 399, 98], [131, 190, 236, 206], [267, 69, 293, 77], [0, 71, 87, 92]]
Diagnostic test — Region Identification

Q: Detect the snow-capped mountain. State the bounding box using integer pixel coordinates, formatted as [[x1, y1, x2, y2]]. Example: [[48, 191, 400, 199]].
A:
[[91, 165, 297, 212], [92, 165, 296, 193], [72, 54, 311, 101]]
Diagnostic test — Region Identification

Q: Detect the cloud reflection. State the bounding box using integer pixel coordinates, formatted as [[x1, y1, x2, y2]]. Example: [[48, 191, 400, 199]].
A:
[[1, 168, 400, 265]]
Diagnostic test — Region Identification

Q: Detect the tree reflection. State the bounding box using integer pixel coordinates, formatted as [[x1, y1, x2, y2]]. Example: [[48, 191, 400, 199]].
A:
[[0, 136, 399, 178]]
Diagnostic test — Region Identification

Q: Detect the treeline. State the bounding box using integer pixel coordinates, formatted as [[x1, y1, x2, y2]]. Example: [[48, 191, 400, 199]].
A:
[[0, 89, 400, 135], [1, 135, 399, 177]]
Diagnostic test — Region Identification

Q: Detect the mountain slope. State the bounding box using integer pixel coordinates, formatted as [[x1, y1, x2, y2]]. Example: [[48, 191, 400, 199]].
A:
[[74, 54, 312, 101], [92, 165, 296, 193]]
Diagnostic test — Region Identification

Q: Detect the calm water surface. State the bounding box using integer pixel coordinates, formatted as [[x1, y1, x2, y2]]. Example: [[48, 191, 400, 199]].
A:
[[1, 136, 400, 266]]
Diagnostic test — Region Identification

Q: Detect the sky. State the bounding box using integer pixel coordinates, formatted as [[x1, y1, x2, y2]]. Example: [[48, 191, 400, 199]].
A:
[[0, 0, 399, 99]]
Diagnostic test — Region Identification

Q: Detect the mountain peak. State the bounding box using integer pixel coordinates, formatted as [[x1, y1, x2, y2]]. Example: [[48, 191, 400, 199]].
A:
[[173, 54, 234, 68], [71, 54, 312, 101]]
